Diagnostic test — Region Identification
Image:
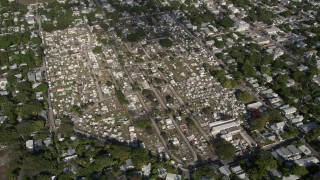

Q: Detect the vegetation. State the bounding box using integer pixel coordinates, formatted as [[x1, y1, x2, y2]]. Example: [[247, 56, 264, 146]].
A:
[[213, 139, 235, 160], [211, 70, 237, 89], [217, 17, 234, 28], [136, 120, 152, 129], [248, 151, 278, 179], [236, 91, 254, 103], [93, 46, 103, 54], [247, 6, 274, 25], [115, 89, 128, 104], [126, 28, 146, 42], [192, 166, 217, 179], [159, 38, 173, 48], [250, 114, 270, 131]]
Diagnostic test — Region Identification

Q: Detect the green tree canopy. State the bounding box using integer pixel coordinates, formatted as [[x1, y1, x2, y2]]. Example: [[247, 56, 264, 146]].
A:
[[213, 139, 235, 160], [159, 39, 173, 48]]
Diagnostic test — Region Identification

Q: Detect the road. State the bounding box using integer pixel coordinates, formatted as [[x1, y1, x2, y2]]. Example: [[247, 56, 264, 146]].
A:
[[35, 4, 56, 133], [84, 50, 104, 101]]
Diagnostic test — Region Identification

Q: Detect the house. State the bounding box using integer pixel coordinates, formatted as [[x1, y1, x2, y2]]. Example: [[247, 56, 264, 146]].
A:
[[229, 6, 240, 14], [298, 145, 312, 156], [299, 123, 319, 133], [219, 165, 232, 176], [230, 165, 247, 179], [0, 116, 7, 124], [287, 145, 302, 157], [297, 65, 309, 71], [27, 72, 36, 82], [39, 110, 47, 120], [294, 157, 319, 167], [235, 21, 250, 32], [290, 115, 303, 124], [206, 40, 215, 46], [166, 173, 181, 180], [282, 107, 297, 115], [264, 26, 282, 35], [268, 169, 282, 179], [275, 147, 293, 160], [125, 159, 134, 170], [26, 140, 34, 151], [246, 102, 263, 110], [282, 175, 299, 180], [0, 78, 7, 90], [43, 137, 51, 147], [141, 163, 151, 177], [313, 75, 320, 85], [57, 133, 65, 141], [270, 122, 285, 134], [26, 15, 35, 25], [210, 119, 240, 136]]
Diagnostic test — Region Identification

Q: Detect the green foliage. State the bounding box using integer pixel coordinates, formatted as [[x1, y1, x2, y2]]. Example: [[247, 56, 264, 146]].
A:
[[241, 61, 256, 77], [93, 46, 103, 54], [16, 102, 43, 119], [213, 139, 235, 160], [159, 39, 173, 48], [232, 0, 250, 7], [236, 91, 254, 103], [131, 148, 149, 168], [217, 17, 234, 28], [0, 127, 19, 144], [248, 151, 278, 179], [247, 6, 274, 25], [250, 114, 270, 131], [42, 22, 55, 32], [165, 95, 174, 104], [306, 128, 320, 142], [192, 166, 216, 179], [33, 83, 48, 92], [115, 89, 128, 104], [211, 70, 237, 89], [282, 125, 299, 139], [169, 1, 181, 10], [283, 165, 308, 177], [136, 120, 152, 129], [15, 120, 44, 135], [126, 28, 145, 42]]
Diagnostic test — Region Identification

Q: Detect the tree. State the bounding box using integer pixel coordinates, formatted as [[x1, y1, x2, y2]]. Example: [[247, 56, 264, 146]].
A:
[[165, 95, 174, 104], [306, 127, 320, 142], [136, 120, 152, 129], [217, 17, 234, 28], [16, 102, 43, 118], [115, 89, 128, 105], [33, 83, 48, 92], [250, 114, 270, 131], [15, 120, 44, 135], [236, 91, 254, 103], [248, 151, 278, 179], [42, 22, 56, 32], [159, 39, 173, 48], [241, 61, 256, 77], [131, 148, 149, 168], [93, 46, 102, 54], [192, 166, 216, 179], [213, 139, 235, 160], [284, 165, 308, 177]]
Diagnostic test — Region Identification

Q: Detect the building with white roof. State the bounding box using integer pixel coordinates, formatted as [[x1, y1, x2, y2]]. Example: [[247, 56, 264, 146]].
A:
[[26, 140, 34, 151]]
